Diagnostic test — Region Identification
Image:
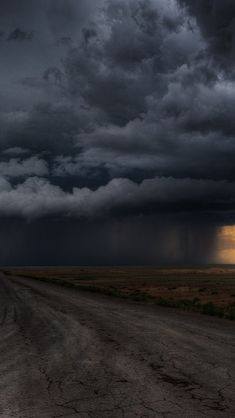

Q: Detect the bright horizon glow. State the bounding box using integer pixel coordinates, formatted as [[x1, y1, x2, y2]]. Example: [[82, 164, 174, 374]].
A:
[[217, 226, 235, 264]]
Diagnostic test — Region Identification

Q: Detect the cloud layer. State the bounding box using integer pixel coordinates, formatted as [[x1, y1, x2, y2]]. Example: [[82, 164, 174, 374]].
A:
[[0, 0, 235, 219], [0, 175, 234, 219]]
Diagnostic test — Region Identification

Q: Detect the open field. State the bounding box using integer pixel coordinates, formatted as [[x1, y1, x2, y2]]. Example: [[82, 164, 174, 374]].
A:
[[0, 272, 235, 417], [2, 266, 235, 319]]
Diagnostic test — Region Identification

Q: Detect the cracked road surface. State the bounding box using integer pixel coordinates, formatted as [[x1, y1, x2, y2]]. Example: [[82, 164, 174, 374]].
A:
[[0, 274, 235, 418]]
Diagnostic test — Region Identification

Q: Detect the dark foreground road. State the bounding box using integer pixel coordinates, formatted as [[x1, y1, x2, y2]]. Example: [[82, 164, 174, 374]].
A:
[[0, 274, 235, 418]]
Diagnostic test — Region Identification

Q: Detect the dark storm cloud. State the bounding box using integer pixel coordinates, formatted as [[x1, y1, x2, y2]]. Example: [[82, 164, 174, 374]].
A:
[[8, 28, 33, 41], [0, 176, 235, 220], [63, 0, 196, 125], [46, 0, 104, 36], [82, 28, 98, 45], [43, 67, 64, 86], [3, 147, 30, 156], [0, 103, 84, 154], [178, 0, 235, 70], [56, 37, 73, 47], [0, 157, 48, 178], [0, 0, 235, 222]]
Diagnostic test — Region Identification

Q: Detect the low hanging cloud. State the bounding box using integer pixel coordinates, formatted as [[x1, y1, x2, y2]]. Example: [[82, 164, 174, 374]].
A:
[[3, 147, 30, 156], [0, 175, 235, 219], [0, 157, 48, 178]]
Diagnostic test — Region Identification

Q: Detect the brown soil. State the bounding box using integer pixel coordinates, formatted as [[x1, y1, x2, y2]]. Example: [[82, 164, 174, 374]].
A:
[[2, 266, 235, 307]]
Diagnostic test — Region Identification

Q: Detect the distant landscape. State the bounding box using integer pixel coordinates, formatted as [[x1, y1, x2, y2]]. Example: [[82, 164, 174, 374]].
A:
[[3, 266, 235, 320]]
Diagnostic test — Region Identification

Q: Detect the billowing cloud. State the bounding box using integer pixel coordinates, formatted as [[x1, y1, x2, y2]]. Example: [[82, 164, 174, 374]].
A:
[[3, 147, 30, 156], [0, 157, 48, 178], [0, 0, 235, 222], [178, 0, 235, 70], [0, 175, 235, 219]]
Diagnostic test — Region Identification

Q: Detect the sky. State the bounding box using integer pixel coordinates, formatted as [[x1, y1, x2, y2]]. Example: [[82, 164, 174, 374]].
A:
[[0, 0, 235, 265]]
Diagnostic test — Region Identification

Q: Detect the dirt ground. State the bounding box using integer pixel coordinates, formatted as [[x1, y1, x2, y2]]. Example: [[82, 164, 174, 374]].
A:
[[0, 272, 235, 417]]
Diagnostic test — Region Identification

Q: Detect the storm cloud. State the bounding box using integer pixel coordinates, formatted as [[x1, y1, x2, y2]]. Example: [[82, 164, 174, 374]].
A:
[[0, 0, 235, 263], [0, 175, 234, 219], [8, 28, 33, 41], [178, 0, 235, 70]]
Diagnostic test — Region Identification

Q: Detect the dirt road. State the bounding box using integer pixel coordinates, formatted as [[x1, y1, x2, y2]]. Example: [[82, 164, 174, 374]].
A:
[[0, 274, 234, 418]]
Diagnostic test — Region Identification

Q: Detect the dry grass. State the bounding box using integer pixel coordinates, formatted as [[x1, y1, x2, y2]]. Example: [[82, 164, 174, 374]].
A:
[[2, 266, 235, 319]]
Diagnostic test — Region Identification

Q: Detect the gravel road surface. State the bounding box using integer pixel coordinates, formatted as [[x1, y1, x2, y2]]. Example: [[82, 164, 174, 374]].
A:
[[0, 273, 234, 418]]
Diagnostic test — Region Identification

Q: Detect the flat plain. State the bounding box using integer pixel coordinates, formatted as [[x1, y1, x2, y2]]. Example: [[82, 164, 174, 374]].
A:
[[3, 266, 235, 318]]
